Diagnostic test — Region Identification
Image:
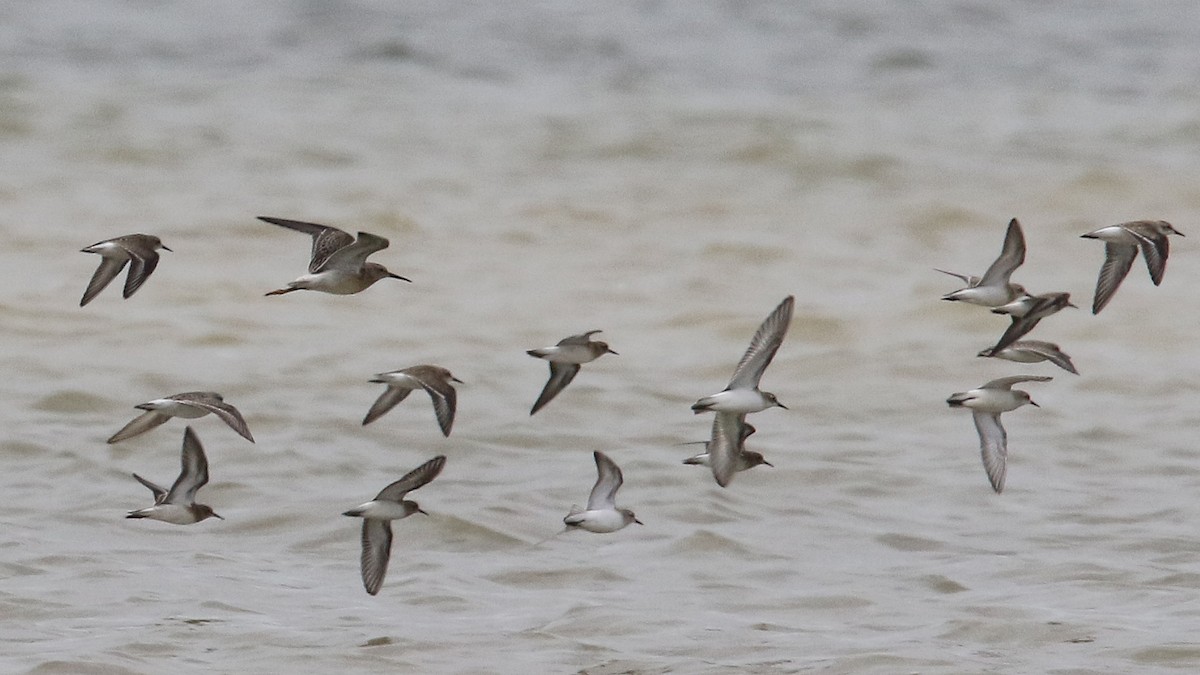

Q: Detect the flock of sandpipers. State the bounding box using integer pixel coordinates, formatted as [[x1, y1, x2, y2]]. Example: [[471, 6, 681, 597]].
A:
[[80, 215, 1180, 595], [939, 218, 1183, 493]]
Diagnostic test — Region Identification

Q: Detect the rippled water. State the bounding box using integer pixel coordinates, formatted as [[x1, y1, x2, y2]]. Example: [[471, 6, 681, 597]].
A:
[[3, 2, 1200, 673]]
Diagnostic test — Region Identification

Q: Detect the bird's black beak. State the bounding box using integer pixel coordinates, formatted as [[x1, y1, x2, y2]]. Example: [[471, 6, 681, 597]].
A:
[[1029, 399, 1040, 407], [634, 518, 644, 525], [161, 245, 173, 252], [776, 402, 789, 410], [417, 507, 429, 516], [389, 273, 412, 282], [763, 460, 774, 468], [452, 377, 465, 384], [607, 348, 619, 355]]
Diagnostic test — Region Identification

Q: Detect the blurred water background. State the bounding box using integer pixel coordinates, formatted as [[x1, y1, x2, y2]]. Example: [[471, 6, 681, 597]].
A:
[[3, 2, 1200, 673]]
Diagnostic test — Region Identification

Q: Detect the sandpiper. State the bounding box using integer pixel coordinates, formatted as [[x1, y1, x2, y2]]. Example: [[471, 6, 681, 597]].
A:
[[980, 292, 1076, 357], [947, 375, 1050, 493], [526, 330, 617, 415], [938, 218, 1027, 307], [79, 234, 171, 307], [564, 451, 641, 533], [683, 415, 771, 487], [362, 365, 462, 437], [1081, 220, 1184, 314], [108, 392, 254, 444], [126, 427, 223, 524], [977, 340, 1078, 375], [259, 216, 411, 296], [692, 295, 793, 414], [343, 455, 445, 596]]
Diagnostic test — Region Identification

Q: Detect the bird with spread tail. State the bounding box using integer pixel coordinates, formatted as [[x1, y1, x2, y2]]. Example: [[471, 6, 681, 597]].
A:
[[79, 234, 171, 307], [563, 451, 641, 533], [108, 392, 254, 444], [1081, 220, 1183, 314], [342, 455, 446, 596], [526, 330, 617, 415], [947, 376, 1050, 493], [259, 216, 411, 296], [937, 218, 1026, 308], [362, 366, 462, 437], [126, 427, 223, 525], [692, 295, 793, 415]]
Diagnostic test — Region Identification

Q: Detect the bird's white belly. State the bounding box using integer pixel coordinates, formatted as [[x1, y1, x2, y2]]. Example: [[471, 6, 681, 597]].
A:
[[133, 505, 197, 525], [541, 345, 598, 364], [348, 501, 411, 520], [697, 389, 770, 413], [566, 508, 628, 533]]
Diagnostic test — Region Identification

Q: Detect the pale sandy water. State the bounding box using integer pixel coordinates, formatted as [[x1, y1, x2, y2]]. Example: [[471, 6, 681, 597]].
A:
[[3, 2, 1200, 673]]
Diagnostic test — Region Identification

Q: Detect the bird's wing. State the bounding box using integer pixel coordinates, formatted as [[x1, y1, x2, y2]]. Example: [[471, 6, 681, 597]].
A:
[[80, 255, 129, 306], [529, 363, 580, 415], [258, 216, 354, 272], [179, 396, 255, 443], [317, 232, 390, 272], [374, 455, 447, 502], [709, 412, 747, 488], [981, 375, 1052, 390], [972, 411, 1008, 493], [121, 246, 161, 299], [360, 519, 392, 596], [979, 217, 1026, 286], [362, 386, 414, 426], [419, 377, 458, 437], [107, 411, 171, 443], [988, 312, 1044, 356], [728, 295, 794, 389], [1092, 243, 1137, 314], [587, 451, 624, 510], [131, 473, 168, 503], [1014, 341, 1078, 375], [1129, 228, 1170, 286], [558, 330, 603, 346], [165, 427, 210, 505]]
